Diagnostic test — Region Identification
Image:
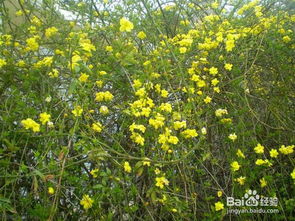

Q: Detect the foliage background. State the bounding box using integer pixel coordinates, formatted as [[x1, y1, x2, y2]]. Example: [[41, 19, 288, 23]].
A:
[[0, 0, 294, 220]]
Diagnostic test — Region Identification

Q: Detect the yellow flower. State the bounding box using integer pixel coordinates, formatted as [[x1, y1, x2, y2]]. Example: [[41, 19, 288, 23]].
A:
[[92, 122, 102, 133], [28, 26, 37, 34], [173, 121, 187, 130], [211, 2, 218, 9], [179, 47, 187, 53], [172, 112, 181, 120], [21, 118, 40, 132], [45, 96, 52, 103], [135, 88, 146, 97], [213, 87, 220, 93], [255, 6, 263, 17], [190, 74, 198, 81], [45, 27, 58, 38], [255, 159, 265, 165], [204, 96, 212, 104], [39, 112, 51, 125], [34, 56, 53, 68], [55, 49, 64, 56], [236, 149, 245, 158], [133, 79, 142, 88], [255, 159, 272, 166], [168, 136, 179, 145], [137, 31, 146, 39], [17, 60, 25, 67], [99, 71, 107, 76], [215, 201, 224, 211], [99, 105, 109, 115], [158, 133, 168, 144], [31, 16, 41, 26], [79, 73, 89, 83], [154, 168, 161, 174], [15, 10, 23, 16], [151, 72, 160, 78], [80, 39, 96, 52], [291, 168, 295, 179], [228, 133, 237, 141], [197, 80, 206, 87], [0, 58, 7, 68], [159, 103, 172, 113], [160, 89, 168, 98], [201, 127, 207, 135], [224, 63, 233, 71], [48, 69, 59, 78], [209, 67, 218, 75], [215, 108, 228, 117], [211, 78, 219, 86], [231, 161, 240, 171], [217, 191, 223, 197], [48, 187, 55, 195], [119, 17, 134, 32], [105, 45, 113, 52], [130, 132, 145, 146], [143, 60, 151, 66], [269, 149, 279, 158], [260, 177, 267, 188], [181, 129, 198, 139], [254, 143, 264, 154], [72, 106, 83, 117], [235, 176, 246, 185], [90, 168, 99, 178], [279, 145, 294, 155], [96, 80, 103, 88], [26, 36, 39, 51], [158, 194, 167, 204], [139, 107, 150, 117], [282, 36, 291, 43], [171, 208, 177, 213], [225, 40, 235, 52], [80, 194, 94, 210], [69, 54, 82, 69], [142, 158, 151, 166], [220, 118, 232, 124], [124, 161, 132, 173], [77, 2, 85, 7], [95, 91, 114, 102], [155, 176, 169, 189], [149, 114, 165, 129], [129, 123, 146, 133]]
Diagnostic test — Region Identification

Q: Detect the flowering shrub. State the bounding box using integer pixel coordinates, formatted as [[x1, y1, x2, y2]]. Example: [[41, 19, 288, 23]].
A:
[[0, 0, 294, 220]]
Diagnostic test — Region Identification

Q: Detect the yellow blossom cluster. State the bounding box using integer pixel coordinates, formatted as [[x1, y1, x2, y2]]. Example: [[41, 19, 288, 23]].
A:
[[21, 112, 52, 132], [155, 176, 169, 189], [21, 118, 40, 132], [95, 91, 114, 102], [279, 145, 294, 155], [5, 0, 295, 218], [45, 27, 58, 38], [129, 123, 146, 146], [119, 18, 134, 32], [80, 194, 94, 210], [92, 122, 103, 133], [124, 161, 132, 173]]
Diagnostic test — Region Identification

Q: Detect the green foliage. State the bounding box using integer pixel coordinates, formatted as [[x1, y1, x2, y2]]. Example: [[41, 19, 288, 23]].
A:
[[0, 0, 294, 220]]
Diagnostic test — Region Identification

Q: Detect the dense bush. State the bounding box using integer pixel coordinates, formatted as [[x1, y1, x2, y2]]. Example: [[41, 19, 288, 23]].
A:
[[0, 0, 294, 220]]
